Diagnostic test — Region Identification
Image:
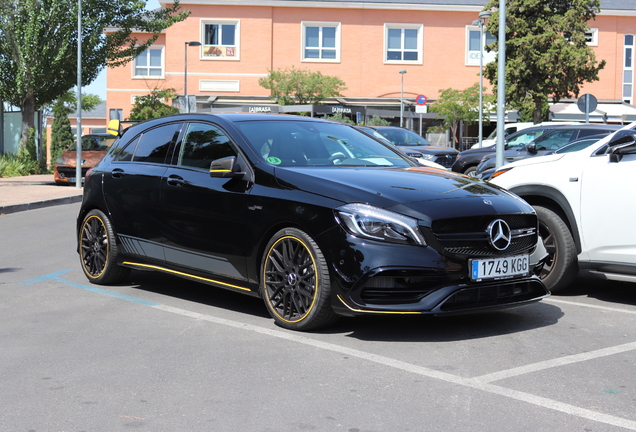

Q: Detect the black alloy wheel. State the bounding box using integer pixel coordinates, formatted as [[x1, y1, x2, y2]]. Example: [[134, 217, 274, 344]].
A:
[[261, 228, 338, 331], [534, 205, 578, 293], [79, 209, 130, 285]]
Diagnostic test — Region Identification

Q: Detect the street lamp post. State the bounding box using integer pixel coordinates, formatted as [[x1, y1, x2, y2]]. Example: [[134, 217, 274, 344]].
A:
[[184, 41, 202, 113], [399, 70, 407, 128], [473, 11, 491, 148]]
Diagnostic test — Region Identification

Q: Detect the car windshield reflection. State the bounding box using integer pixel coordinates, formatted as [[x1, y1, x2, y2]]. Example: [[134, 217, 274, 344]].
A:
[[236, 120, 411, 167]]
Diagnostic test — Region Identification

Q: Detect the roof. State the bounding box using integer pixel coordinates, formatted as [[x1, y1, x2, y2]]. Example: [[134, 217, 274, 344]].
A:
[[168, 0, 635, 14]]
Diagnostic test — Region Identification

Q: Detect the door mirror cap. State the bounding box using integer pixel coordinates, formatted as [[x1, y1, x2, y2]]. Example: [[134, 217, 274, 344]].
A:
[[608, 129, 636, 162], [209, 156, 246, 178]]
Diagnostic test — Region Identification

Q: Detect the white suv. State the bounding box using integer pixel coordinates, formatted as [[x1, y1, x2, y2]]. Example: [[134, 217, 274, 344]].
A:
[[490, 122, 636, 292]]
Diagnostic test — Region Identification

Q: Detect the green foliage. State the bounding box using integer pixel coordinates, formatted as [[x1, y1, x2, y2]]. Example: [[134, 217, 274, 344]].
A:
[[51, 110, 74, 164], [259, 67, 347, 105], [428, 84, 495, 143], [365, 116, 391, 126], [325, 112, 355, 125], [483, 0, 605, 123], [0, 0, 189, 149], [128, 88, 180, 121]]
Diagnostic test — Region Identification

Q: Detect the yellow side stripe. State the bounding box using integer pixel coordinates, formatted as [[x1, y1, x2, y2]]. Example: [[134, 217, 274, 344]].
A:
[[123, 261, 252, 292], [336, 295, 422, 315]]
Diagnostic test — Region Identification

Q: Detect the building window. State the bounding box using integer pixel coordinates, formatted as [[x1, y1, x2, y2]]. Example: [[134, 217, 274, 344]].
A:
[[624, 34, 634, 104], [466, 26, 497, 66], [302, 22, 340, 62], [201, 20, 239, 60], [585, 28, 599, 46], [134, 47, 164, 78], [384, 24, 423, 64]]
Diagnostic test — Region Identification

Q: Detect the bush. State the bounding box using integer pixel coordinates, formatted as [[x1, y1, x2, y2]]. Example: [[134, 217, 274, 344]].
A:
[[0, 129, 46, 177]]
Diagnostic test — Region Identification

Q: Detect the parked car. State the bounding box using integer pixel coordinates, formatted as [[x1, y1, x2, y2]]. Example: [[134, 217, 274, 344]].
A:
[[453, 123, 618, 176], [475, 128, 620, 180], [472, 121, 579, 149], [77, 114, 549, 331], [490, 123, 636, 292], [476, 135, 608, 181], [54, 133, 117, 185], [355, 126, 447, 169], [361, 126, 459, 169]]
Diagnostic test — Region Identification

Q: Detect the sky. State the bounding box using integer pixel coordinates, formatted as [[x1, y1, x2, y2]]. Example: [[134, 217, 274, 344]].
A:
[[82, 0, 162, 100]]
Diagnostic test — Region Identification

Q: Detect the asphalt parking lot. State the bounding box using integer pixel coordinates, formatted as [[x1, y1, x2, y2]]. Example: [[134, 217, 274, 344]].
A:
[[1, 202, 635, 431]]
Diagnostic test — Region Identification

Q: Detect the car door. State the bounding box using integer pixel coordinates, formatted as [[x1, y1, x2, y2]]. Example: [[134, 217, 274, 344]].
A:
[[103, 122, 183, 263], [160, 121, 252, 281], [579, 143, 636, 267]]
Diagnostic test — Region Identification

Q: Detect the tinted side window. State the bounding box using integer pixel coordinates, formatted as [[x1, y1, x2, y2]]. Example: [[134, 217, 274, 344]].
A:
[[133, 123, 182, 163], [113, 136, 140, 162], [178, 123, 237, 170], [577, 128, 613, 139]]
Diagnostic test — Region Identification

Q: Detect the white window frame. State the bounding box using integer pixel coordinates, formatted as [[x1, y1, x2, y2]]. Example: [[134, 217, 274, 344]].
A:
[[383, 23, 423, 65], [301, 21, 341, 63], [465, 25, 497, 66], [200, 19, 240, 61], [132, 46, 165, 79], [585, 28, 599, 46], [623, 34, 634, 104]]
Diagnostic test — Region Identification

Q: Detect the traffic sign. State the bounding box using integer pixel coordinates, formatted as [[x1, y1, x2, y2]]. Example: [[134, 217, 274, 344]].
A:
[[416, 95, 428, 105], [577, 94, 597, 114]]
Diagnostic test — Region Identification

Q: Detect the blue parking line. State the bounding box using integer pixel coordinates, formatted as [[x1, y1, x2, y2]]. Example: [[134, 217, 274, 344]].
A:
[[21, 271, 160, 307]]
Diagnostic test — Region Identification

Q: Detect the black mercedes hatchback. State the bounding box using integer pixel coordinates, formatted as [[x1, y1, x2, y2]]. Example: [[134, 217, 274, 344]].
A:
[[77, 113, 549, 331]]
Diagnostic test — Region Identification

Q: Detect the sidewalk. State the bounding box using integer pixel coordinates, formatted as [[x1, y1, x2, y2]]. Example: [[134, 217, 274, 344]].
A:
[[0, 174, 83, 215]]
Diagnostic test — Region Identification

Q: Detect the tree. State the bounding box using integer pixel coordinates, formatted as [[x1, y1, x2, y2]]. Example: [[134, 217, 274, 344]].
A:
[[50, 91, 102, 163], [428, 84, 495, 145], [128, 88, 180, 121], [483, 0, 606, 124], [259, 67, 347, 105], [0, 0, 189, 151]]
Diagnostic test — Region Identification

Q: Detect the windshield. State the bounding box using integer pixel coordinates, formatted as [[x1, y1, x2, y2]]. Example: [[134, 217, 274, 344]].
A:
[[69, 136, 116, 151], [373, 128, 430, 147], [236, 120, 412, 167]]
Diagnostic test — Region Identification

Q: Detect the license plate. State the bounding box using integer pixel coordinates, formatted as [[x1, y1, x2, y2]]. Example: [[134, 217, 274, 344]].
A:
[[470, 255, 529, 281], [69, 177, 85, 183]]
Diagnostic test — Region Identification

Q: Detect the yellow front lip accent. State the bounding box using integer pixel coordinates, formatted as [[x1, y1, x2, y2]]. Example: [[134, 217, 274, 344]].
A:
[[336, 295, 422, 315], [123, 261, 252, 292]]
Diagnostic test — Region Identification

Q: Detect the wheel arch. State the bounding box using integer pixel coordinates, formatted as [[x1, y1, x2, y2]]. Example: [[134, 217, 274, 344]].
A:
[[507, 185, 582, 255]]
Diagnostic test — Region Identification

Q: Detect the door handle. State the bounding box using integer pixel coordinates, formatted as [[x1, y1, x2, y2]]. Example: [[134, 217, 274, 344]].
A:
[[167, 175, 185, 187], [111, 168, 125, 178]]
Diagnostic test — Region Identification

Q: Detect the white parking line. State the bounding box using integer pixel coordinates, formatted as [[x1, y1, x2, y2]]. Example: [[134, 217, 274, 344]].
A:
[[547, 297, 636, 315], [153, 304, 636, 431]]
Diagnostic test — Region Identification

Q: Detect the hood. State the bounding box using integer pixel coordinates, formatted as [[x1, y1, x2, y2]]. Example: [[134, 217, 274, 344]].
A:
[[273, 166, 533, 222]]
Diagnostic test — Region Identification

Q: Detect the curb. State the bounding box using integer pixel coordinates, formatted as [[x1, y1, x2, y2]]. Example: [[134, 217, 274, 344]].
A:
[[0, 195, 83, 215]]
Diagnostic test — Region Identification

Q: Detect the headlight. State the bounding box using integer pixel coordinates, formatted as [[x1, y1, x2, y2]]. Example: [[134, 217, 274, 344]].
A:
[[336, 203, 427, 246], [55, 156, 66, 165], [419, 153, 436, 161]]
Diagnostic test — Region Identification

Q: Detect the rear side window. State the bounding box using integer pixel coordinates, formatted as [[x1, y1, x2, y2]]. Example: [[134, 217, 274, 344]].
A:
[[133, 123, 182, 163], [533, 129, 576, 150], [178, 123, 237, 170]]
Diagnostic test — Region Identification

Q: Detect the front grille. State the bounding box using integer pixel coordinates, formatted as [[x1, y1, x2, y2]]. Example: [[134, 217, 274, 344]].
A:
[[440, 279, 546, 312], [57, 167, 89, 178], [433, 154, 456, 168], [359, 274, 443, 305], [431, 214, 537, 258]]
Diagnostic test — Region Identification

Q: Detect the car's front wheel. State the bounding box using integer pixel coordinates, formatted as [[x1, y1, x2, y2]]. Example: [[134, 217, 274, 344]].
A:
[[534, 205, 578, 292], [79, 209, 130, 285], [261, 228, 338, 331]]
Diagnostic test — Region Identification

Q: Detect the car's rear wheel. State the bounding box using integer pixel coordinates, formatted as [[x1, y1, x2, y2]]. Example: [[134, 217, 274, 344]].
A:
[[261, 228, 338, 331], [79, 209, 130, 285], [534, 205, 578, 292]]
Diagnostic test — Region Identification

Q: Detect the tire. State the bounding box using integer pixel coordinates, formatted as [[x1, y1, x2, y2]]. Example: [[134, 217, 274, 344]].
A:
[[79, 209, 130, 285], [261, 228, 338, 331], [533, 205, 578, 293], [464, 166, 477, 176]]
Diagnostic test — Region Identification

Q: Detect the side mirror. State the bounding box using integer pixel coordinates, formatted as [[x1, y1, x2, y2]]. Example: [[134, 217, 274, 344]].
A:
[[209, 156, 246, 178], [526, 142, 538, 154], [107, 119, 122, 137], [608, 129, 636, 163]]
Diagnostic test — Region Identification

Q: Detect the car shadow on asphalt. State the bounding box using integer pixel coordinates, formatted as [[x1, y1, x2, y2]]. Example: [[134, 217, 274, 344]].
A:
[[552, 274, 636, 307], [126, 270, 565, 342]]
